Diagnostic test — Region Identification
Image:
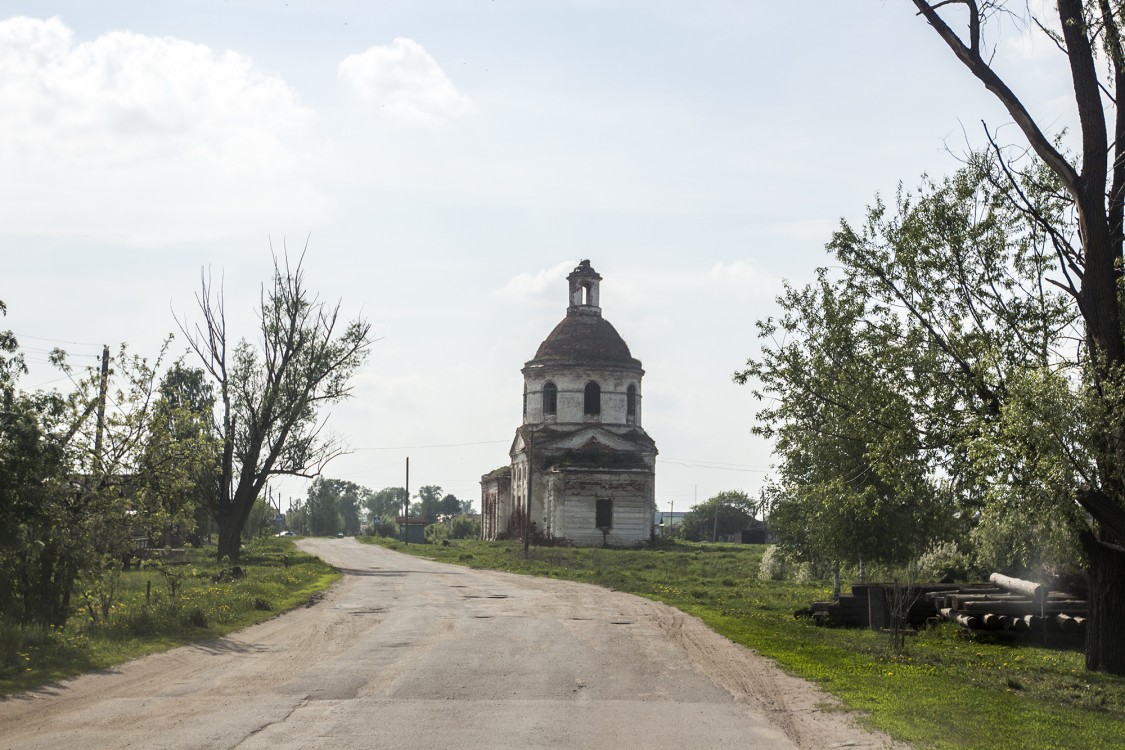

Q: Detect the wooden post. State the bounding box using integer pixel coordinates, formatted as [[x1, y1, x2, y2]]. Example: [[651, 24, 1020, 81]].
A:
[[93, 345, 109, 474], [403, 457, 410, 544]]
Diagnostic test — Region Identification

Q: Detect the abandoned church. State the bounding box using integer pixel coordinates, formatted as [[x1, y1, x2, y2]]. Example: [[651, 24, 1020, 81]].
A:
[[480, 260, 658, 546]]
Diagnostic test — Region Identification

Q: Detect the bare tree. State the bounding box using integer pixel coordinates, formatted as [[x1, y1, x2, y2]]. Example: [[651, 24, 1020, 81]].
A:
[[180, 250, 373, 561], [910, 0, 1125, 673]]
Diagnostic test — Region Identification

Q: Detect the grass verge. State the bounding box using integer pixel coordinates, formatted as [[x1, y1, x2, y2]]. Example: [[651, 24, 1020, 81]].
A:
[[0, 536, 339, 696], [361, 536, 1125, 750]]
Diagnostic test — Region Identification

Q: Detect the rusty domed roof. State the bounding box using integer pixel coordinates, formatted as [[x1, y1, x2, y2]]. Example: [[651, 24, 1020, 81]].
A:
[[530, 313, 641, 368]]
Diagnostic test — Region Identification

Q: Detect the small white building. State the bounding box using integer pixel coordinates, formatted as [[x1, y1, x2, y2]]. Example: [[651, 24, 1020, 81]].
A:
[[481, 260, 657, 546]]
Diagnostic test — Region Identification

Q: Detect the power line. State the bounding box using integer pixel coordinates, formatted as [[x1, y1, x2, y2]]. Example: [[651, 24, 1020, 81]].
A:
[[11, 332, 102, 348], [355, 439, 509, 451], [659, 457, 770, 473], [28, 375, 73, 388]]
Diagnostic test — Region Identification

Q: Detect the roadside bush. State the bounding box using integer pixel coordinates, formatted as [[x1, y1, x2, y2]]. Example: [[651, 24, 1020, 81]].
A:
[[916, 540, 975, 582], [0, 620, 48, 675], [449, 514, 479, 540], [758, 545, 791, 581], [372, 515, 399, 538], [184, 606, 208, 628], [794, 561, 830, 583], [425, 522, 448, 544], [119, 604, 161, 636]]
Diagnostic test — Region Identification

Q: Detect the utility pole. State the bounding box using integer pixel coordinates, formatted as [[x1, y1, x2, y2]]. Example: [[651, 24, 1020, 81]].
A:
[[403, 456, 410, 544], [93, 345, 109, 475], [669, 499, 673, 538], [710, 488, 721, 544]]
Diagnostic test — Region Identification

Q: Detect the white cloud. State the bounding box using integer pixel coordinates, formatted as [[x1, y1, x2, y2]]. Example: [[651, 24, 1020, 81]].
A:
[[493, 260, 577, 302], [0, 16, 323, 243], [338, 37, 471, 125]]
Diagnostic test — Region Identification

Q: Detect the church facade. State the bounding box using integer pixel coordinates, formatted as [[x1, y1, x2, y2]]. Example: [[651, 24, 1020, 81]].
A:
[[480, 261, 657, 546]]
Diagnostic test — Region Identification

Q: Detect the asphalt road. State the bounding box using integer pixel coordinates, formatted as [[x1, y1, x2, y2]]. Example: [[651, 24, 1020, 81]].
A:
[[0, 539, 894, 749]]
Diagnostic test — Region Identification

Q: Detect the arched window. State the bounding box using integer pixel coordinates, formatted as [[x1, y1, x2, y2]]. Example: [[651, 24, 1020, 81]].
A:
[[584, 381, 601, 415], [523, 383, 528, 418], [542, 381, 558, 416], [626, 384, 636, 422]]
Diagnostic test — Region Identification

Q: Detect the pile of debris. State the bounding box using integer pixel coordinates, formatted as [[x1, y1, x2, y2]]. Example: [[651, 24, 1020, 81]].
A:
[[806, 583, 961, 630], [803, 573, 1088, 641], [929, 573, 1088, 636]]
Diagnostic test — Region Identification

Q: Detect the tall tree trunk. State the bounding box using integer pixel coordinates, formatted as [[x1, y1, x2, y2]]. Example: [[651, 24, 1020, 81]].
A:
[[217, 508, 242, 562], [1082, 531, 1125, 673]]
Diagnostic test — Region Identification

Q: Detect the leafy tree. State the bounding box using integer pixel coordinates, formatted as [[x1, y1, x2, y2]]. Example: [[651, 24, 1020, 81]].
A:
[[439, 493, 462, 518], [300, 477, 368, 536], [243, 496, 275, 540], [0, 309, 75, 625], [0, 321, 210, 626], [287, 478, 376, 536], [300, 477, 344, 536], [907, 0, 1125, 673], [680, 491, 759, 542], [367, 486, 407, 519], [136, 361, 218, 547], [179, 252, 373, 561], [744, 267, 961, 570], [411, 485, 444, 522], [339, 489, 362, 536], [743, 157, 1072, 566]]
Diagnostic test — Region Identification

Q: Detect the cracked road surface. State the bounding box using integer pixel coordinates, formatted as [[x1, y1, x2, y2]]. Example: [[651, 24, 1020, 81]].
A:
[[0, 539, 895, 749]]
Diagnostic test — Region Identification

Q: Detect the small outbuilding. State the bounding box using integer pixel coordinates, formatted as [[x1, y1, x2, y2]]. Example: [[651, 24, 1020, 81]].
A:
[[397, 517, 427, 544]]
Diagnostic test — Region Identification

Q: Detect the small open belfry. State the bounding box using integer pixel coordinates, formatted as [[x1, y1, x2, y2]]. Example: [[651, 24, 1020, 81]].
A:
[[481, 260, 657, 545]]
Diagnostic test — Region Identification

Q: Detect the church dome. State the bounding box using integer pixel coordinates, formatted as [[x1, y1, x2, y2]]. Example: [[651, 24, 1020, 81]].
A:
[[532, 314, 639, 366], [527, 260, 642, 368]]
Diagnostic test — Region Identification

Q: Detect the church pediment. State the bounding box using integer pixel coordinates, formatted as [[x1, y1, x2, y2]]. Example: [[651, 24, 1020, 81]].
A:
[[538, 426, 647, 453]]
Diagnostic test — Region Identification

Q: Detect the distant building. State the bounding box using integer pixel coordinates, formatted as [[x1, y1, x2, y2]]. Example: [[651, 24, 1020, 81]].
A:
[[481, 261, 657, 546]]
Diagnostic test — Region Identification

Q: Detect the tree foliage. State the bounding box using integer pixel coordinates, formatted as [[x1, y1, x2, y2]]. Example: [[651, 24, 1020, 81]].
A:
[[410, 485, 446, 522], [288, 477, 378, 536], [740, 156, 1077, 569], [0, 308, 75, 625], [679, 490, 759, 542], [1, 314, 216, 627], [366, 486, 407, 520], [907, 0, 1125, 673]]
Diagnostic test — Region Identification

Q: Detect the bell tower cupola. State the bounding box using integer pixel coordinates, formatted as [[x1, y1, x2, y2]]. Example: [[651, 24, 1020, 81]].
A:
[[568, 260, 602, 317]]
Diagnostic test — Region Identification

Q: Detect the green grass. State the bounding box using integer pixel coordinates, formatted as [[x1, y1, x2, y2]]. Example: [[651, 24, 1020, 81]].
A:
[[0, 536, 339, 695], [361, 536, 1125, 750]]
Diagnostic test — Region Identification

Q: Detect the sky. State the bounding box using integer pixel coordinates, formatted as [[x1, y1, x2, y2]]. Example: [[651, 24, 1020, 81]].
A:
[[0, 1, 1075, 514]]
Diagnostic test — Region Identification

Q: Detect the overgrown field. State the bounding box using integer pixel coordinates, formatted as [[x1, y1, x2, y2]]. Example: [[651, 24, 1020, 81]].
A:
[[363, 537, 1125, 750], [0, 537, 338, 696]]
